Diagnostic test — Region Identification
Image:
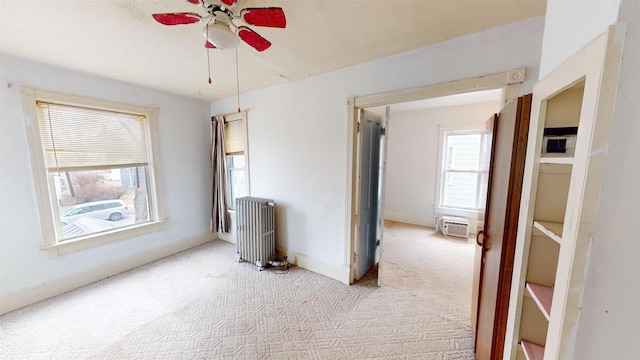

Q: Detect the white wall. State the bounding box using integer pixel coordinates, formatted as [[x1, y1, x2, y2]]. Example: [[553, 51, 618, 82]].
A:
[[383, 102, 500, 229], [0, 55, 212, 301], [539, 0, 640, 358], [210, 17, 544, 277], [539, 0, 621, 77]]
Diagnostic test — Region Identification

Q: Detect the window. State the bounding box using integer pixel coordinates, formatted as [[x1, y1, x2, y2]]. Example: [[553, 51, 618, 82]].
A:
[[445, 144, 456, 185], [21, 88, 164, 257], [227, 154, 247, 208], [223, 111, 249, 209], [438, 129, 491, 210]]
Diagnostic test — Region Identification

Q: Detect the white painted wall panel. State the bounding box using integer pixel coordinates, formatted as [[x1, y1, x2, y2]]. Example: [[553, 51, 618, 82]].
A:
[[539, 0, 621, 77], [211, 18, 543, 268], [0, 55, 212, 296]]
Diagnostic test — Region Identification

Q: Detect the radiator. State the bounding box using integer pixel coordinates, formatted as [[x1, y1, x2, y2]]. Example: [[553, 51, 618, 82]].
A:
[[236, 197, 276, 271]]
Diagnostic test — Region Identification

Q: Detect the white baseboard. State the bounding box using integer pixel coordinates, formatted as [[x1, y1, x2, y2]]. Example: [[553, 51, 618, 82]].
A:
[[217, 232, 235, 244], [216, 234, 349, 284], [384, 213, 436, 228], [0, 232, 217, 315], [276, 247, 350, 285]]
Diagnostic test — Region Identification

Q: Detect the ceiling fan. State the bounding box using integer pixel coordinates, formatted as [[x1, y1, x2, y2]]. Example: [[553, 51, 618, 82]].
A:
[[152, 0, 286, 52]]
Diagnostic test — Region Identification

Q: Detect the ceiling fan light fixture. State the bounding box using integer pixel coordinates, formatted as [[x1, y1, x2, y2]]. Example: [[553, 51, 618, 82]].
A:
[[204, 22, 239, 50]]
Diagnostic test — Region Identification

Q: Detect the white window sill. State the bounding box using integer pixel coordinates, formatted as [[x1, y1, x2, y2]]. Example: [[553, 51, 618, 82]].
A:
[[436, 206, 483, 213], [41, 220, 167, 258]]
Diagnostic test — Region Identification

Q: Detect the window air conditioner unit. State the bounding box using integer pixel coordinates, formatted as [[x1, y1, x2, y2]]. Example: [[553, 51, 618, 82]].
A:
[[438, 216, 470, 238]]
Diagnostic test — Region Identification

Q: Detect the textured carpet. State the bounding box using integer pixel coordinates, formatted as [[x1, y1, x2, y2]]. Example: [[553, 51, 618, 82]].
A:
[[0, 222, 476, 359]]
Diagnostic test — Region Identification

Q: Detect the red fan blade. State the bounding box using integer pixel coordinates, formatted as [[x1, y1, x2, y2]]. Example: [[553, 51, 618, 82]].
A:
[[205, 41, 217, 49], [240, 8, 286, 28], [187, 0, 200, 4], [236, 26, 271, 52], [152, 12, 201, 26], [220, 0, 238, 6]]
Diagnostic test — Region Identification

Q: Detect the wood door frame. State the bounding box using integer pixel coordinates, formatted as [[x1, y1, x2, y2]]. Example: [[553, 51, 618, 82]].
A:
[[474, 95, 532, 359], [345, 68, 526, 284], [493, 94, 532, 358]]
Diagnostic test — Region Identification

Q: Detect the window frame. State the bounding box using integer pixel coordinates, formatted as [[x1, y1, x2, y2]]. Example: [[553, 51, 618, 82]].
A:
[[20, 88, 166, 258], [435, 126, 490, 211], [226, 154, 246, 210], [222, 111, 250, 211]]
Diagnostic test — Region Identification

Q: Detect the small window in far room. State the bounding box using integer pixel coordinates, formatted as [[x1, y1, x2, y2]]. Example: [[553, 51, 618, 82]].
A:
[[439, 130, 490, 210]]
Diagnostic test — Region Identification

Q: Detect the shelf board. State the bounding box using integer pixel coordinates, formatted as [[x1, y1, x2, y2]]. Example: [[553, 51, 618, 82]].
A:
[[526, 282, 553, 320], [540, 156, 574, 165], [521, 340, 545, 360], [532, 221, 563, 244]]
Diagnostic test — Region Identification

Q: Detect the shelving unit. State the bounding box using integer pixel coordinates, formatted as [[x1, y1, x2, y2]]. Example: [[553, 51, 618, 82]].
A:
[[514, 79, 580, 358], [506, 25, 624, 360]]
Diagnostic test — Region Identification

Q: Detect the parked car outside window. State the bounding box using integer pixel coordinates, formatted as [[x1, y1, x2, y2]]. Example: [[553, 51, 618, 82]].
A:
[[60, 200, 129, 227]]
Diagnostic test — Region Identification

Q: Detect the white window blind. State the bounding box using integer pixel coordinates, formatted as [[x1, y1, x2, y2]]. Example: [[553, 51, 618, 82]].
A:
[[37, 102, 148, 171], [224, 119, 244, 155]]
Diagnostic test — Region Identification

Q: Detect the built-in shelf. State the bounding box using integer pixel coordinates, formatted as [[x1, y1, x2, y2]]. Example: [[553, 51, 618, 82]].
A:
[[540, 156, 574, 165], [532, 221, 563, 244], [521, 340, 545, 360], [526, 282, 553, 320]]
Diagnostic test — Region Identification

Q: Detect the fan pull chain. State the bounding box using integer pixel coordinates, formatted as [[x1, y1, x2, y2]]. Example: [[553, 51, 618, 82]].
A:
[[235, 48, 240, 112], [206, 15, 214, 84], [207, 47, 212, 84]]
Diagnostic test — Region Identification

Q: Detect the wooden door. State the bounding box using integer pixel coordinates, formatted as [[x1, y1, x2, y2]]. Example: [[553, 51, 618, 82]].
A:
[[356, 109, 383, 280], [376, 107, 390, 286], [471, 113, 497, 345], [475, 95, 532, 360]]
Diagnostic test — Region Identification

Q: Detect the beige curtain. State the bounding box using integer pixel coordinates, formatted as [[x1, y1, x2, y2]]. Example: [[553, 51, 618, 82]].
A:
[[211, 116, 230, 233]]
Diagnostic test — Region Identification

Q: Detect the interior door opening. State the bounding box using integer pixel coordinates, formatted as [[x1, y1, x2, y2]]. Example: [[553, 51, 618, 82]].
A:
[[347, 70, 527, 359], [354, 90, 503, 285], [353, 94, 532, 360]]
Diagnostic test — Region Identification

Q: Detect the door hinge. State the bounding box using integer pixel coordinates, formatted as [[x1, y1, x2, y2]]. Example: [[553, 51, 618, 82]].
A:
[[376, 239, 380, 246], [380, 128, 386, 136], [356, 122, 361, 133]]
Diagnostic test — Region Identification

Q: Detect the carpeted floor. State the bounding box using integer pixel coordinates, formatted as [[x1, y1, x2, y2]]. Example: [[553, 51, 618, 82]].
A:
[[0, 221, 476, 359]]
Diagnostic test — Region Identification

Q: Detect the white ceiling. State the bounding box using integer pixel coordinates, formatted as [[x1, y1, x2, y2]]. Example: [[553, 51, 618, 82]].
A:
[[0, 0, 546, 101]]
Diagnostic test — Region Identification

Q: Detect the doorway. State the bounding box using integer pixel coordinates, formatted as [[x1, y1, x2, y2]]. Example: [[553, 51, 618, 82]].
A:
[[346, 69, 526, 285], [346, 69, 527, 356], [353, 91, 503, 287]]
